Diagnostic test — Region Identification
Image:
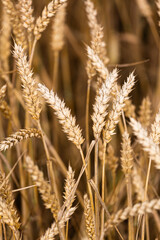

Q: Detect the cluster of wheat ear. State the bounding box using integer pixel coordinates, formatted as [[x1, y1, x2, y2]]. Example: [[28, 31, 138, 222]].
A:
[[0, 0, 159, 239]]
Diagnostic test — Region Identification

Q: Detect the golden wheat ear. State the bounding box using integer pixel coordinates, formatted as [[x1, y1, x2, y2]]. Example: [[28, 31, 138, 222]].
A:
[[25, 156, 59, 220], [104, 72, 135, 143], [84, 194, 96, 240], [92, 68, 118, 139], [38, 83, 85, 148], [13, 43, 42, 120], [130, 117, 160, 169], [0, 128, 41, 151], [0, 171, 20, 239], [34, 0, 67, 40], [105, 199, 160, 231]]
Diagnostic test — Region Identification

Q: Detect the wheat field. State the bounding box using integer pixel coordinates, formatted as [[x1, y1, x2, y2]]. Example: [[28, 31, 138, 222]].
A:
[[0, 0, 160, 239]]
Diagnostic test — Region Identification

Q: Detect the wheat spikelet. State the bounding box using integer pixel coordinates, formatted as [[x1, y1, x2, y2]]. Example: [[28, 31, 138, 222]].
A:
[[51, 3, 67, 52], [19, 0, 35, 33], [38, 83, 84, 148], [105, 199, 160, 230], [87, 46, 109, 80], [121, 131, 133, 175], [92, 69, 118, 138], [132, 166, 145, 202], [25, 156, 59, 220], [64, 165, 76, 209], [84, 194, 96, 240], [0, 128, 41, 151], [0, 8, 11, 72], [1, 0, 27, 49], [13, 43, 42, 120], [138, 96, 151, 128], [34, 0, 66, 40], [104, 72, 135, 143], [40, 207, 76, 240], [150, 108, 160, 144], [130, 117, 160, 169]]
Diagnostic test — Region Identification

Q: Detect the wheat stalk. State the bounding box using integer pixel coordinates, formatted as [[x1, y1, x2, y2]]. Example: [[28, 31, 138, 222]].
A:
[[38, 83, 84, 148], [130, 117, 160, 169], [0, 128, 41, 151]]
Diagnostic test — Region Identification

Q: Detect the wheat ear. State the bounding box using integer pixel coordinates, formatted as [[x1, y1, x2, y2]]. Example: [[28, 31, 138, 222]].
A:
[[130, 117, 160, 169], [87, 45, 109, 80], [132, 166, 146, 202], [92, 69, 118, 139], [104, 72, 135, 143], [1, 0, 27, 49], [38, 83, 84, 148], [19, 0, 35, 34], [13, 43, 42, 120], [34, 0, 66, 40], [157, 0, 160, 26], [0, 171, 20, 239], [84, 194, 96, 240], [0, 128, 41, 151], [150, 108, 160, 144], [0, 197, 20, 240], [51, 3, 67, 52], [105, 199, 160, 230], [0, 9, 11, 72], [0, 85, 7, 102], [40, 207, 76, 240], [138, 96, 151, 128], [25, 156, 59, 220], [84, 0, 108, 64]]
